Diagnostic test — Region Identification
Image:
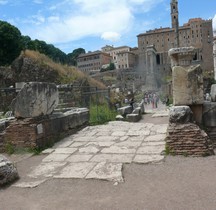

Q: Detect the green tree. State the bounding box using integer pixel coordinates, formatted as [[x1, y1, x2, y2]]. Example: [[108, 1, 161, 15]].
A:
[[25, 39, 67, 63], [67, 48, 85, 66], [0, 20, 23, 66]]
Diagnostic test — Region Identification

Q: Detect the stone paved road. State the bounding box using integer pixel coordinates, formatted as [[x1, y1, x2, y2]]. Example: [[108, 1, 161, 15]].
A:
[[13, 116, 168, 187]]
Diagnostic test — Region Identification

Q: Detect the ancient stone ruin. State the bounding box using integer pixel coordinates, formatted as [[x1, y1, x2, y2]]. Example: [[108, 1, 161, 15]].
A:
[[166, 106, 214, 156], [166, 47, 215, 156], [11, 82, 59, 118], [0, 154, 19, 186], [0, 82, 89, 152], [116, 100, 145, 122]]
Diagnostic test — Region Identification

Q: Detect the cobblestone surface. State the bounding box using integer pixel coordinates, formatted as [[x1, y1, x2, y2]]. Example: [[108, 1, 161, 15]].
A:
[[13, 107, 169, 187]]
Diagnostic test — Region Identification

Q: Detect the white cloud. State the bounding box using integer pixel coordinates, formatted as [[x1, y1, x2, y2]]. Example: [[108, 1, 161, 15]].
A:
[[0, 0, 8, 5], [23, 0, 163, 44], [101, 32, 121, 42], [47, 16, 60, 23]]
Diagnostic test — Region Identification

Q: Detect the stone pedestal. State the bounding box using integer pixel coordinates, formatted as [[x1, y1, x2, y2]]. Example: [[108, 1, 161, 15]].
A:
[[166, 106, 214, 156], [172, 65, 203, 106], [168, 47, 196, 67]]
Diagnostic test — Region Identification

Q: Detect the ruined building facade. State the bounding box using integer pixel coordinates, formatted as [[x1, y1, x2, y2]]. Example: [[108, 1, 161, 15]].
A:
[[214, 37, 216, 80], [137, 0, 214, 90]]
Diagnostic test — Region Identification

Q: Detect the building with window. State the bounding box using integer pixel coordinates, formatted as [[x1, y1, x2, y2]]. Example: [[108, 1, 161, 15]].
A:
[[137, 0, 214, 90], [101, 45, 137, 70], [214, 37, 216, 80], [77, 51, 112, 74]]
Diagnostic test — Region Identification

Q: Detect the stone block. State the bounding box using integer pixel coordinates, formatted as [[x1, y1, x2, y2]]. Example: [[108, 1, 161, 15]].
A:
[[0, 155, 19, 186], [11, 82, 59, 118], [172, 65, 203, 105], [126, 113, 141, 122], [117, 106, 133, 116], [169, 106, 193, 124], [115, 115, 124, 121], [210, 84, 216, 102], [203, 102, 216, 127], [132, 107, 141, 115], [138, 100, 145, 114], [169, 47, 196, 67]]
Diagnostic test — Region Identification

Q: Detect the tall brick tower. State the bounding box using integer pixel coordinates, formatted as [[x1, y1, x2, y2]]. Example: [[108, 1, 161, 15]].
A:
[[171, 0, 179, 47]]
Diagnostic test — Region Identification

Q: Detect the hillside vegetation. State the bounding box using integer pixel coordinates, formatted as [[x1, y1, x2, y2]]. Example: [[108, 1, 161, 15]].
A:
[[0, 20, 85, 66], [20, 50, 105, 89]]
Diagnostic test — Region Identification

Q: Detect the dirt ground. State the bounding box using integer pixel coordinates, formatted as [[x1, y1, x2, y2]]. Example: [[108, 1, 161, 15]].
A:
[[1, 114, 216, 210]]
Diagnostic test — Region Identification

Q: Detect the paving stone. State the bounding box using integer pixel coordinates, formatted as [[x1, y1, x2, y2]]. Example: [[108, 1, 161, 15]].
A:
[[42, 154, 71, 162], [53, 148, 77, 154], [136, 146, 165, 154], [128, 125, 144, 131], [79, 146, 100, 154], [73, 136, 96, 142], [12, 180, 47, 188], [127, 130, 151, 136], [128, 136, 145, 141], [142, 123, 154, 129], [151, 125, 168, 134], [101, 146, 136, 154], [119, 136, 128, 141], [96, 131, 111, 136], [133, 155, 165, 164], [28, 162, 67, 178], [69, 141, 88, 147], [142, 142, 165, 146], [86, 142, 115, 147], [53, 139, 73, 148], [111, 131, 127, 137], [54, 162, 96, 179], [96, 136, 118, 142], [90, 154, 134, 163], [41, 148, 55, 154], [114, 141, 142, 148], [86, 162, 123, 182], [144, 134, 166, 142], [83, 131, 98, 136], [66, 155, 93, 162]]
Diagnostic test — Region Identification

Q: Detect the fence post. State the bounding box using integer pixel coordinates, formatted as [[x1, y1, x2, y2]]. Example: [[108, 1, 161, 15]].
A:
[[96, 87, 99, 122]]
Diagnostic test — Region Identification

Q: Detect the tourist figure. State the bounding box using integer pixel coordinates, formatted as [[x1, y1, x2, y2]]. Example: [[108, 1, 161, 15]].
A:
[[166, 96, 169, 106], [153, 94, 158, 108], [129, 97, 134, 110]]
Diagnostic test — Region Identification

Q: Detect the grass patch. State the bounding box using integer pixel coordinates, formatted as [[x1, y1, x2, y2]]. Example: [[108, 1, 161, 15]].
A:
[[22, 50, 106, 89], [5, 143, 15, 154], [89, 103, 117, 125]]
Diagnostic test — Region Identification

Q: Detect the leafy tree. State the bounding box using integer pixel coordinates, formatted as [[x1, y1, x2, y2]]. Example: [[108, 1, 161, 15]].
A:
[[25, 39, 67, 63], [0, 20, 84, 66], [109, 62, 115, 70], [67, 48, 85, 66], [0, 20, 23, 66]]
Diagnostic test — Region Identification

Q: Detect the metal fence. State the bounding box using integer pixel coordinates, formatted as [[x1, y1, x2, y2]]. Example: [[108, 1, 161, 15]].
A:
[[57, 85, 110, 108]]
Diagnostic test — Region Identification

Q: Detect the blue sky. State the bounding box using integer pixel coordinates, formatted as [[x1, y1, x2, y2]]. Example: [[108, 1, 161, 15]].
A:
[[0, 0, 216, 54]]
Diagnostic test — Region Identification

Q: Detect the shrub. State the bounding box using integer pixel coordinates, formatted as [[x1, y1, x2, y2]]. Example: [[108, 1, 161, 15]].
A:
[[89, 103, 117, 125]]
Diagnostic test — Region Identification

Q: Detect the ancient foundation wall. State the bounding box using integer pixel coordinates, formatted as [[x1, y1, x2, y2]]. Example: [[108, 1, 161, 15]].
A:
[[0, 108, 89, 152]]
